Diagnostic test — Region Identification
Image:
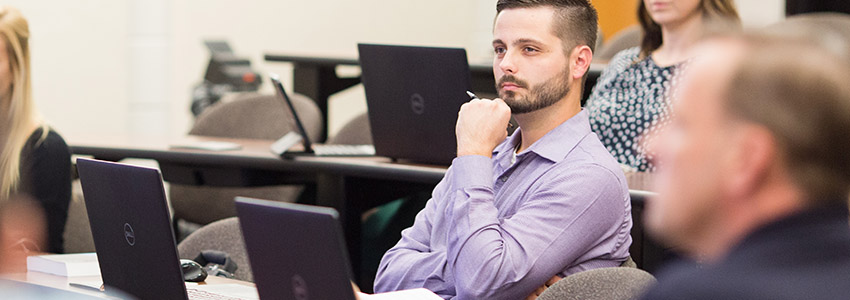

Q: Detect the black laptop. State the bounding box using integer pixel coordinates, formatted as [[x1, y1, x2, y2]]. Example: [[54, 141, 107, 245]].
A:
[[269, 74, 376, 158], [235, 197, 358, 300], [76, 158, 256, 300], [358, 43, 473, 166]]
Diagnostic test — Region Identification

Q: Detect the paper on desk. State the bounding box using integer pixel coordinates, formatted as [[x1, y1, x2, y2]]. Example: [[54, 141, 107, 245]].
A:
[[358, 288, 443, 300], [68, 279, 104, 292], [190, 284, 259, 300], [170, 141, 242, 151], [27, 252, 100, 277]]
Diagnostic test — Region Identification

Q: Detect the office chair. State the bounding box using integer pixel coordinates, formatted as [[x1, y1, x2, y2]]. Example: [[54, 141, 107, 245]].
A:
[[169, 92, 323, 226], [537, 266, 657, 300], [62, 180, 96, 253], [177, 217, 253, 282], [327, 112, 372, 145], [763, 12, 850, 64], [595, 25, 642, 63]]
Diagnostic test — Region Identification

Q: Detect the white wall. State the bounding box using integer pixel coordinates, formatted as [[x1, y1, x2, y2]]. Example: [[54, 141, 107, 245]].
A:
[[737, 0, 786, 28], [171, 0, 485, 137], [7, 0, 787, 139], [6, 1, 129, 136]]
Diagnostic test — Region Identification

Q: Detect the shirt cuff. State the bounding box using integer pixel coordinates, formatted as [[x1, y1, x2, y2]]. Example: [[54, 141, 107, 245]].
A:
[[450, 155, 494, 190]]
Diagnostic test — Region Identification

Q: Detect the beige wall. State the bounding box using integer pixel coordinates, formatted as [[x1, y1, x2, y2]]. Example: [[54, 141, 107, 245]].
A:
[[6, 0, 787, 139], [6, 1, 130, 136], [172, 0, 486, 137], [737, 0, 787, 28]]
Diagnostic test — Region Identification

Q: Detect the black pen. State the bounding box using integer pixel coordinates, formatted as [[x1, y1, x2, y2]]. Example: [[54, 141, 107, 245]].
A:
[[466, 90, 514, 129]]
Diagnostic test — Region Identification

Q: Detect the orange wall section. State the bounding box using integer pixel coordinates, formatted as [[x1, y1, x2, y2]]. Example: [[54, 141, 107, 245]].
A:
[[592, 0, 640, 42]]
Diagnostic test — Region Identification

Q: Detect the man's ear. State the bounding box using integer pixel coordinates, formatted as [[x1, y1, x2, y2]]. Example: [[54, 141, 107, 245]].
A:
[[726, 125, 777, 200], [571, 45, 593, 80]]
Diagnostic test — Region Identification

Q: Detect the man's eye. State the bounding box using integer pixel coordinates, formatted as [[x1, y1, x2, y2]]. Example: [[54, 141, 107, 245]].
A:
[[494, 47, 506, 54], [524, 47, 538, 53]]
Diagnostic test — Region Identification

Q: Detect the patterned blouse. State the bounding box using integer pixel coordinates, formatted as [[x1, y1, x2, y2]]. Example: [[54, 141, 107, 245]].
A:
[[586, 47, 684, 172]]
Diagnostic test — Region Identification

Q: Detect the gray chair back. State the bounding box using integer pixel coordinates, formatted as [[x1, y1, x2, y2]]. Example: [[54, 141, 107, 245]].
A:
[[62, 180, 96, 253], [596, 25, 642, 63], [177, 217, 253, 282], [190, 92, 323, 141], [538, 267, 657, 300], [762, 12, 850, 65], [170, 92, 323, 225], [328, 112, 372, 145]]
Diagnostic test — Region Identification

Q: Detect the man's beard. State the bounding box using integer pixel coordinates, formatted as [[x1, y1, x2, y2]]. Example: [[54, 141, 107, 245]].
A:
[[496, 67, 571, 114]]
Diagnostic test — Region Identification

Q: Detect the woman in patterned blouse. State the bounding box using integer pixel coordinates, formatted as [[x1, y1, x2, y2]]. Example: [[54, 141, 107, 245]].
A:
[[586, 0, 739, 171]]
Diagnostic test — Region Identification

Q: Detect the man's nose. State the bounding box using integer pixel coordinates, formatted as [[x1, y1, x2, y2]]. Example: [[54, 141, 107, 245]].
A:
[[498, 50, 518, 75]]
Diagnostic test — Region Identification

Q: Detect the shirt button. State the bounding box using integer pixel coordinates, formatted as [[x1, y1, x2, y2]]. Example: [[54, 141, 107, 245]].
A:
[[499, 175, 508, 182]]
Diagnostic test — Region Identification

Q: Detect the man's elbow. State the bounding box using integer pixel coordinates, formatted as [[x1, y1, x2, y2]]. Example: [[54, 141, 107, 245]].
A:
[[373, 275, 394, 294], [373, 257, 400, 293], [454, 279, 516, 300], [455, 286, 492, 299]]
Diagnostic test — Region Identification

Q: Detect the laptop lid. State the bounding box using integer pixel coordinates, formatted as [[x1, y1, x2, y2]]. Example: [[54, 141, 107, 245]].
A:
[[358, 43, 472, 165], [235, 197, 357, 300], [270, 73, 315, 154], [76, 158, 188, 300]]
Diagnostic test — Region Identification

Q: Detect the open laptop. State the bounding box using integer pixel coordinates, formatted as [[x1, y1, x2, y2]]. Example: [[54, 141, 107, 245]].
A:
[[76, 158, 257, 300], [269, 74, 376, 158], [358, 43, 473, 166], [235, 197, 440, 300], [235, 197, 357, 300]]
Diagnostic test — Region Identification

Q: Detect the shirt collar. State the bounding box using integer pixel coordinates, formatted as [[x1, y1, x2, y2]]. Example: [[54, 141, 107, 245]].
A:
[[492, 110, 593, 164]]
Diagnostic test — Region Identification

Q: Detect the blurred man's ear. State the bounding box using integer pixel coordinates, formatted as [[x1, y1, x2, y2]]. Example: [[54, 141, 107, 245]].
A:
[[725, 125, 777, 200], [0, 197, 46, 273]]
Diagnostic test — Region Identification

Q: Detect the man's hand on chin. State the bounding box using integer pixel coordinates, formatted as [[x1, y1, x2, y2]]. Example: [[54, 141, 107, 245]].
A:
[[456, 98, 512, 158]]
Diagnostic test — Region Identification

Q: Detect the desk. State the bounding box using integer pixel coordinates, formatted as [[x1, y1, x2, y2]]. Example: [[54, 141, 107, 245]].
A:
[[3, 267, 255, 299], [70, 133, 450, 289], [263, 53, 606, 140], [70, 134, 445, 186], [69, 134, 661, 289]]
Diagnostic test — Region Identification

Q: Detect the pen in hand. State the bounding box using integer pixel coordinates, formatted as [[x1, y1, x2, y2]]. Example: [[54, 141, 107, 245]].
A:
[[465, 91, 479, 100], [466, 91, 514, 129]]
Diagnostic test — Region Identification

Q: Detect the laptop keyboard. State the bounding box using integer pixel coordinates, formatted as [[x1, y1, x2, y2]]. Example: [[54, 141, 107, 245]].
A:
[[313, 144, 376, 156], [187, 288, 251, 300]]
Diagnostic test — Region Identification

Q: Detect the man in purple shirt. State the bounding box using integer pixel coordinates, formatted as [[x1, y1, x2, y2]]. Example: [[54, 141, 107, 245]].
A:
[[373, 0, 632, 299]]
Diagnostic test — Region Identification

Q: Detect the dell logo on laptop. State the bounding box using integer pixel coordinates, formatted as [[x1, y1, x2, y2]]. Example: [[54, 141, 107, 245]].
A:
[[123, 223, 136, 246], [292, 274, 309, 300], [410, 93, 425, 115]]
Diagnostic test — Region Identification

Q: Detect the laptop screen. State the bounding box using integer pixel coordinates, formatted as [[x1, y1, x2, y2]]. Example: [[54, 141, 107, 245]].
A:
[[270, 73, 315, 153]]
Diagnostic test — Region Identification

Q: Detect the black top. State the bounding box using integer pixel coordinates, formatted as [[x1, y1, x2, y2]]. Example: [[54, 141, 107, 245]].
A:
[[641, 203, 850, 300], [18, 127, 72, 253], [586, 47, 683, 172]]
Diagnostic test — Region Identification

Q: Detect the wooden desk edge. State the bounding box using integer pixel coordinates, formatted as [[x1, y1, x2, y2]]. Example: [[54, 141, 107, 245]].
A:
[[2, 271, 255, 298]]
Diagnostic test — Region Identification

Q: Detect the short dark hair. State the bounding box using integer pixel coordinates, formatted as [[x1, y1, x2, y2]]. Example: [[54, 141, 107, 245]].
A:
[[496, 0, 598, 53]]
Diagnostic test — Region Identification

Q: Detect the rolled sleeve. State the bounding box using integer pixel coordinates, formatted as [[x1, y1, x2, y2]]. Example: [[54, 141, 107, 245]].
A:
[[449, 155, 494, 189], [446, 163, 629, 300]]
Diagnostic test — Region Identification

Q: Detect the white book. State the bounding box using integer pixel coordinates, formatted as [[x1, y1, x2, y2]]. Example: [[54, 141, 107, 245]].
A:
[[27, 252, 101, 277]]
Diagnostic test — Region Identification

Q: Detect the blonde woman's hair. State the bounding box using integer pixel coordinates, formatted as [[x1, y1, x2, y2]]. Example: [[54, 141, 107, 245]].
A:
[[0, 6, 45, 202]]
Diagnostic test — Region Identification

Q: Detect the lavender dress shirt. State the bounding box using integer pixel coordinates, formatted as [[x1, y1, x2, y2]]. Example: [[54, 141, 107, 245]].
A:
[[374, 110, 633, 299]]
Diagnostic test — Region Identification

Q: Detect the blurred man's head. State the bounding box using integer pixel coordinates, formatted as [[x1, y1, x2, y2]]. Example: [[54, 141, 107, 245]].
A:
[[0, 196, 45, 273], [646, 34, 850, 261], [492, 0, 597, 114]]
